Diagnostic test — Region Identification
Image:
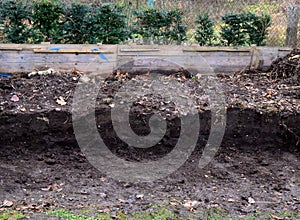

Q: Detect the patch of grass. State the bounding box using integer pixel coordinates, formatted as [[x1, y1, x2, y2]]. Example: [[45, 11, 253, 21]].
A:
[[0, 211, 25, 220], [200, 208, 234, 220], [200, 209, 300, 220], [46, 209, 97, 220], [268, 210, 300, 220], [243, 211, 262, 220], [45, 207, 300, 220], [46, 206, 187, 220], [131, 207, 181, 220]]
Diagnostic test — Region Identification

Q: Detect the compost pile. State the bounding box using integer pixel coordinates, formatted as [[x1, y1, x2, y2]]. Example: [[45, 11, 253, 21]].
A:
[[218, 71, 299, 116], [0, 72, 77, 113], [99, 70, 210, 119], [271, 48, 300, 83], [0, 67, 299, 117]]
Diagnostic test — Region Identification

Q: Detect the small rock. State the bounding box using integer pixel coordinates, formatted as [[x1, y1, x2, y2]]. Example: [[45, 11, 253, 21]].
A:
[[80, 190, 90, 195], [259, 159, 269, 166], [103, 98, 112, 104], [270, 214, 284, 220], [2, 200, 13, 207], [183, 200, 200, 210], [28, 68, 54, 77], [177, 179, 185, 184], [10, 95, 19, 102], [80, 75, 90, 83], [248, 197, 255, 204], [136, 194, 144, 199], [41, 183, 59, 192], [228, 198, 235, 203], [125, 198, 135, 204], [99, 193, 107, 199], [45, 158, 56, 165], [109, 103, 115, 108], [56, 96, 67, 106], [123, 183, 132, 188]]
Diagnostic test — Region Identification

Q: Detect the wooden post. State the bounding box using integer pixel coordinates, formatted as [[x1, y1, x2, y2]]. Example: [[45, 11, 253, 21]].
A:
[[286, 6, 299, 47]]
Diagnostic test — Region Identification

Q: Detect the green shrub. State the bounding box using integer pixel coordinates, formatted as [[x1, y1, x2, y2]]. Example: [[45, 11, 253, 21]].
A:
[[194, 13, 215, 46], [220, 12, 271, 46], [61, 2, 91, 44], [0, 0, 32, 43], [164, 9, 187, 44], [220, 13, 249, 46], [133, 8, 187, 44], [32, 0, 65, 43], [85, 3, 130, 44], [247, 13, 271, 46], [0, 2, 271, 46]]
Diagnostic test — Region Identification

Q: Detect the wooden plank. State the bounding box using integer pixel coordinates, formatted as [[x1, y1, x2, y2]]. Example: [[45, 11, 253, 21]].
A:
[[189, 51, 251, 57], [0, 61, 115, 74], [0, 44, 118, 52], [116, 54, 250, 74], [0, 44, 42, 51], [183, 47, 252, 52], [0, 52, 117, 64], [0, 44, 295, 74], [0, 47, 23, 51], [118, 45, 183, 56], [33, 48, 114, 54], [120, 48, 160, 52], [278, 47, 293, 51], [118, 51, 251, 58]]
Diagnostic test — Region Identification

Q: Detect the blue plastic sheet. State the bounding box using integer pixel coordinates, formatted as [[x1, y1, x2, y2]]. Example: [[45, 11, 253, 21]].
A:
[[0, 73, 12, 78]]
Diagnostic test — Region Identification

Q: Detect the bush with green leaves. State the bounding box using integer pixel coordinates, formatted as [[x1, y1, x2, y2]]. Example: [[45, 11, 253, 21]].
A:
[[165, 9, 187, 44], [0, 0, 32, 43], [85, 3, 130, 44], [0, 1, 271, 46], [132, 8, 187, 44], [221, 12, 271, 46], [61, 2, 91, 44], [246, 13, 271, 46], [220, 13, 249, 46], [194, 13, 215, 46], [31, 0, 65, 43]]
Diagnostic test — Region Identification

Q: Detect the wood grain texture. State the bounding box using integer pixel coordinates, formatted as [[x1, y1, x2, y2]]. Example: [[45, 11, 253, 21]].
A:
[[0, 44, 292, 74]]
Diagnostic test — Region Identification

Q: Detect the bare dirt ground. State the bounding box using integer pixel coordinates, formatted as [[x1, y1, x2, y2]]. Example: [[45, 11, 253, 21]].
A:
[[0, 52, 299, 219]]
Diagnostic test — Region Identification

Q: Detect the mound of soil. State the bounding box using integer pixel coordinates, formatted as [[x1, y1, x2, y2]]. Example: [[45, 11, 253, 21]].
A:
[[0, 70, 299, 218], [271, 48, 300, 83]]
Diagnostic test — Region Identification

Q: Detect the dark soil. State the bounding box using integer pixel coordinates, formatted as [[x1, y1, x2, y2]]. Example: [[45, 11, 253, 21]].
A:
[[0, 66, 299, 219]]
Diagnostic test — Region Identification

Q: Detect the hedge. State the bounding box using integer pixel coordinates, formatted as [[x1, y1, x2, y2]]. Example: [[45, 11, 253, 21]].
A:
[[0, 0, 271, 46]]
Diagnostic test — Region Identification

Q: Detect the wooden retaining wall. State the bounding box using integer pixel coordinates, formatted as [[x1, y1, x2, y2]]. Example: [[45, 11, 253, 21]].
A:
[[0, 44, 293, 76]]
